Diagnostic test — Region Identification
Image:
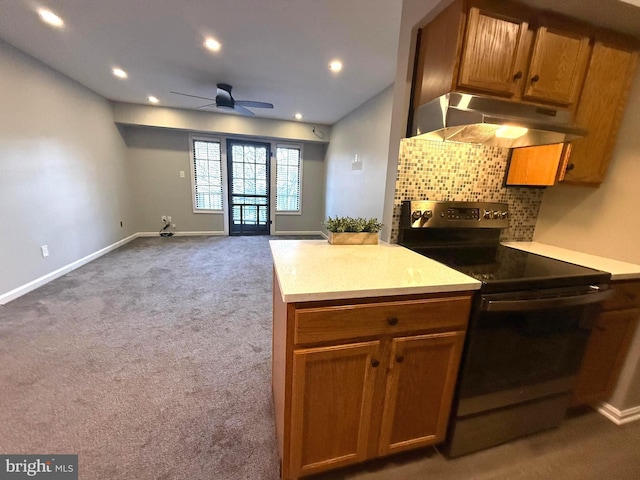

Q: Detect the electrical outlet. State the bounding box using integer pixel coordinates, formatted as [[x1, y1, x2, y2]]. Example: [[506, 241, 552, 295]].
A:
[[162, 215, 167, 222], [167, 216, 172, 222], [41, 245, 49, 258]]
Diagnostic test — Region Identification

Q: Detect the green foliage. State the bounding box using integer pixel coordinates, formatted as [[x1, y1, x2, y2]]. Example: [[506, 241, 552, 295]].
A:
[[323, 216, 383, 233]]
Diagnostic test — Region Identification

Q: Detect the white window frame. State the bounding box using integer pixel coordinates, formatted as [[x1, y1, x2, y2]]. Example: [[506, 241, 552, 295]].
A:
[[275, 143, 303, 215], [189, 134, 227, 215]]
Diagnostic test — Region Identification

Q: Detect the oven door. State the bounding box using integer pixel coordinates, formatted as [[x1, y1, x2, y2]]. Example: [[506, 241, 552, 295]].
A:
[[456, 284, 611, 417]]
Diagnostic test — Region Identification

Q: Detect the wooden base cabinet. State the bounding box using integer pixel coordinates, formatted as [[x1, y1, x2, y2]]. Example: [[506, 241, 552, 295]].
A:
[[573, 281, 640, 405], [290, 341, 380, 476], [378, 332, 465, 456], [272, 277, 472, 480]]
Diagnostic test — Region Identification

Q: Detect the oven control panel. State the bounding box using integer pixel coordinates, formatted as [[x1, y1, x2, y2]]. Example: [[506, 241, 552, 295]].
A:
[[401, 200, 509, 229]]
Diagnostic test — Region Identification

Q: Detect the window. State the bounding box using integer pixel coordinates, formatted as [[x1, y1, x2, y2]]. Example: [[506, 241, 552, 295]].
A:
[[275, 145, 302, 213], [191, 138, 223, 211]]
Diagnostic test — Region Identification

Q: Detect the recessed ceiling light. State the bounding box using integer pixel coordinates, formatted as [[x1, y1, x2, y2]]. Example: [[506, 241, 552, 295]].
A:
[[37, 8, 64, 28], [112, 67, 128, 79], [294, 113, 303, 120], [204, 37, 222, 52], [328, 60, 343, 72], [148, 96, 159, 104]]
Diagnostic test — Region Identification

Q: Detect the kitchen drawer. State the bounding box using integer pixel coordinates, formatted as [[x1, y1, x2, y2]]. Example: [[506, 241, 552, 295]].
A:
[[294, 296, 471, 345], [603, 281, 640, 311]]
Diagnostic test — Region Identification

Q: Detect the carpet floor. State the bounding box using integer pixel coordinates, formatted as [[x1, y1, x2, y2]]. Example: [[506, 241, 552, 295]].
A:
[[1, 236, 639, 480]]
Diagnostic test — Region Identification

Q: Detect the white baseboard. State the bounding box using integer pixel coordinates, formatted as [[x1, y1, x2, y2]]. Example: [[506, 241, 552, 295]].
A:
[[0, 233, 139, 305], [272, 230, 325, 237], [597, 402, 640, 425], [0, 229, 319, 305], [137, 231, 226, 237]]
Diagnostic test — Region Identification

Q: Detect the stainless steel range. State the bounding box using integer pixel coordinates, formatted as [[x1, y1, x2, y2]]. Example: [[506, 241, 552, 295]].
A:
[[399, 200, 612, 457]]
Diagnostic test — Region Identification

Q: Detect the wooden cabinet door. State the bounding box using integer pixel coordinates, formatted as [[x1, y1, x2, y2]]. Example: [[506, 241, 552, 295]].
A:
[[289, 341, 381, 478], [523, 26, 590, 106], [458, 8, 528, 96], [573, 308, 640, 405], [563, 43, 638, 184], [506, 143, 565, 186], [378, 331, 465, 456]]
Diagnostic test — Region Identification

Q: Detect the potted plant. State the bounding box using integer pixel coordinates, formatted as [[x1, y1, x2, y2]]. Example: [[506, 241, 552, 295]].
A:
[[323, 216, 383, 245]]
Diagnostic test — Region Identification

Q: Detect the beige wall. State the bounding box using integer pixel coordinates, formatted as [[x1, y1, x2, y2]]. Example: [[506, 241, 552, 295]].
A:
[[324, 86, 394, 222], [0, 40, 133, 300], [125, 126, 326, 235], [534, 69, 640, 264], [534, 69, 640, 411], [382, 0, 451, 242]]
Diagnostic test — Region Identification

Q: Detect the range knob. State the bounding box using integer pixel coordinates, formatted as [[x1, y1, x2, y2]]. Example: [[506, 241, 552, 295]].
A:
[[483, 210, 493, 219], [493, 210, 501, 219], [422, 210, 433, 220], [411, 210, 422, 221], [501, 211, 508, 219]]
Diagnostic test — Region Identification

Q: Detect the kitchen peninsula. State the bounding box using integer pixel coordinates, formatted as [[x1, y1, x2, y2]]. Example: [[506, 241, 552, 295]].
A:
[[269, 240, 479, 479]]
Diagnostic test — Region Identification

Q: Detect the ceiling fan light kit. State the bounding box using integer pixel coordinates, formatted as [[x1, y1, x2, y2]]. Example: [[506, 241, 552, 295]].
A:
[[171, 83, 273, 116]]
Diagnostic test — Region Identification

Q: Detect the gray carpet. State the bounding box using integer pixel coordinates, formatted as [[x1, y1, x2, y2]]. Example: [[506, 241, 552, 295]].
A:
[[1, 236, 639, 480], [0, 236, 282, 480]]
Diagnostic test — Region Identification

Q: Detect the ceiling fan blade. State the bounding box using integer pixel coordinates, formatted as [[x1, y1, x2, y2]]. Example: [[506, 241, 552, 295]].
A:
[[233, 105, 255, 116], [235, 100, 274, 109], [196, 103, 217, 109], [170, 91, 217, 102]]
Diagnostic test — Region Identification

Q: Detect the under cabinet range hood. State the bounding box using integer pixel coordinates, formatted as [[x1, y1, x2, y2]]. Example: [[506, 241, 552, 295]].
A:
[[411, 93, 587, 148]]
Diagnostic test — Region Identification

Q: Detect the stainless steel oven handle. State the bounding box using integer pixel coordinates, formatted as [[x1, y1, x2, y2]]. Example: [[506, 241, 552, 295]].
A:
[[481, 288, 613, 313]]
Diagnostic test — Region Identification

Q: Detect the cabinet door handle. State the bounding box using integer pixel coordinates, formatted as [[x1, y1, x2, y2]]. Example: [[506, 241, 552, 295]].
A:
[[396, 355, 405, 363], [371, 359, 380, 368], [387, 317, 399, 326], [531, 74, 540, 83], [513, 71, 523, 80], [566, 163, 575, 172]]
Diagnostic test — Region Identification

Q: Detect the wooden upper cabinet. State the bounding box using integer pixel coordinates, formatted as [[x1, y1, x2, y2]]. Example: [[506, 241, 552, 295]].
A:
[[562, 42, 639, 184], [523, 26, 591, 106], [413, 0, 599, 110], [505, 143, 566, 186], [458, 8, 529, 97]]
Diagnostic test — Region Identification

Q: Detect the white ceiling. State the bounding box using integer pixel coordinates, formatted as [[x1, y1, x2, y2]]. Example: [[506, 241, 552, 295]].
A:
[[0, 1, 638, 126], [0, 0, 403, 125]]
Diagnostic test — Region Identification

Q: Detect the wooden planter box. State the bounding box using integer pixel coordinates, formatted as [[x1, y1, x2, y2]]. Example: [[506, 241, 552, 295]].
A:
[[327, 232, 379, 245]]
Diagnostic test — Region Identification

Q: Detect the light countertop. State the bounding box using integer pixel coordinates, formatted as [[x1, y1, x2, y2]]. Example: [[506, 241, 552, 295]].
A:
[[270, 240, 481, 303], [503, 241, 640, 281]]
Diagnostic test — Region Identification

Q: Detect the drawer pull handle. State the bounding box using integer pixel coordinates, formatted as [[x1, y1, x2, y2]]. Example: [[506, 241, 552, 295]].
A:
[[513, 71, 523, 80], [387, 317, 399, 326], [371, 359, 380, 368], [396, 355, 405, 363]]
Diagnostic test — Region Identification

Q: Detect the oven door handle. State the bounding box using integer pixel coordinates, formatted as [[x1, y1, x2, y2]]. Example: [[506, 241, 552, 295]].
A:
[[481, 288, 613, 313]]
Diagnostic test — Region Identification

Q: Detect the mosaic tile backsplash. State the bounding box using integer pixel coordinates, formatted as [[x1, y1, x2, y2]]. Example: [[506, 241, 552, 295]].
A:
[[390, 138, 545, 243]]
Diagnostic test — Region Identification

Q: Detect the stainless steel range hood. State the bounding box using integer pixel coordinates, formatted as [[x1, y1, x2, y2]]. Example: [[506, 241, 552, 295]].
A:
[[411, 93, 587, 148]]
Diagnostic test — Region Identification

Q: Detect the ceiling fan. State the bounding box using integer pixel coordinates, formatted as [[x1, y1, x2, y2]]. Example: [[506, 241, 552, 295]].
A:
[[170, 83, 274, 116]]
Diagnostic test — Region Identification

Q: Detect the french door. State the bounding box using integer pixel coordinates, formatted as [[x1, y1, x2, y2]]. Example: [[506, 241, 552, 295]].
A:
[[227, 140, 271, 235]]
